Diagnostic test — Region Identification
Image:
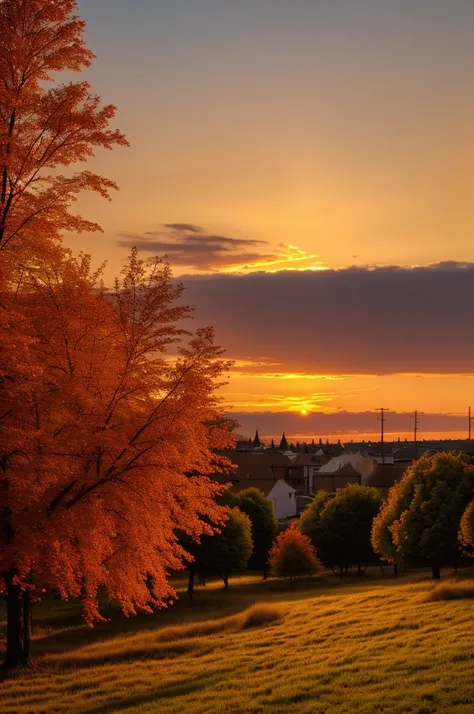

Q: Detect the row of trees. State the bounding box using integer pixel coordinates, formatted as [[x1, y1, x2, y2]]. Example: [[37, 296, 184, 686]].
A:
[[297, 452, 474, 581], [0, 0, 236, 669], [184, 451, 474, 591], [372, 452, 474, 579], [184, 488, 278, 598], [182, 489, 322, 593]]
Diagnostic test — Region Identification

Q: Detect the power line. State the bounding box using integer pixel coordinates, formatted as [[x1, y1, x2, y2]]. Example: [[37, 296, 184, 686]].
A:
[[413, 410, 421, 459], [377, 408, 389, 464]]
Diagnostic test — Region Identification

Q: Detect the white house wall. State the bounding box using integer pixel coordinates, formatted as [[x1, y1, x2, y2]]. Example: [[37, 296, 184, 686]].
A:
[[268, 480, 297, 519]]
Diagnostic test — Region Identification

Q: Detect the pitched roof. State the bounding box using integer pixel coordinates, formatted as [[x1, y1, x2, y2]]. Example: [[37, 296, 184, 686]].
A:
[[293, 453, 329, 466], [213, 475, 295, 496], [219, 451, 295, 467], [318, 463, 360, 478], [364, 464, 406, 488]]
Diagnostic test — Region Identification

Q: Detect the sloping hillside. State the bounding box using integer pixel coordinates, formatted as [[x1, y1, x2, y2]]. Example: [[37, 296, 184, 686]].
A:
[[1, 572, 474, 713]]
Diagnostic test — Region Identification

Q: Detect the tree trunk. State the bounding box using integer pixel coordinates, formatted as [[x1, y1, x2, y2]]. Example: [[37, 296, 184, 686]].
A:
[[3, 581, 24, 669], [339, 566, 344, 579], [22, 589, 32, 666], [222, 575, 229, 590], [187, 570, 195, 601], [432, 564, 441, 580], [393, 563, 398, 577]]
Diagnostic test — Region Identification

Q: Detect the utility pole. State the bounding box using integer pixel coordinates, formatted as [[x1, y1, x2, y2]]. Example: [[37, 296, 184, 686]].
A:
[[413, 410, 420, 459], [377, 408, 389, 464]]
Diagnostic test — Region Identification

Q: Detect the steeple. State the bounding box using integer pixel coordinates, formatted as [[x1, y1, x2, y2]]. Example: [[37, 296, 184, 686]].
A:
[[279, 432, 289, 450], [253, 429, 261, 447]]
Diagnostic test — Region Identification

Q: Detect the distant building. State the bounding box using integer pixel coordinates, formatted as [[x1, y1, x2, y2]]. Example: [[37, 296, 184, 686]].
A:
[[318, 452, 376, 482], [313, 463, 361, 492], [363, 464, 407, 497]]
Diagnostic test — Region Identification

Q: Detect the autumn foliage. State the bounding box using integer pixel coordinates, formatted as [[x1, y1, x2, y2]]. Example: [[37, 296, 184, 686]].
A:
[[269, 522, 321, 583], [0, 1, 234, 669], [0, 0, 128, 270]]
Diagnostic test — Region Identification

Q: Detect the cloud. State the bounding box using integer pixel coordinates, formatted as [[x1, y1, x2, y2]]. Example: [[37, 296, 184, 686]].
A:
[[117, 224, 326, 272], [231, 411, 471, 440], [117, 224, 270, 271], [163, 223, 203, 233], [180, 262, 474, 375]]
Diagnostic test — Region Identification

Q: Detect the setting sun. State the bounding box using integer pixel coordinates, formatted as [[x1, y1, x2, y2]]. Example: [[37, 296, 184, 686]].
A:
[[300, 409, 308, 416]]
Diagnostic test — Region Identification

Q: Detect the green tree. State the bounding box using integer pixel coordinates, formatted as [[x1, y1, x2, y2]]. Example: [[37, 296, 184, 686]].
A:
[[187, 507, 253, 598], [318, 485, 382, 576], [372, 452, 474, 579], [235, 488, 278, 576], [279, 432, 289, 450], [269, 522, 321, 584], [299, 490, 335, 566]]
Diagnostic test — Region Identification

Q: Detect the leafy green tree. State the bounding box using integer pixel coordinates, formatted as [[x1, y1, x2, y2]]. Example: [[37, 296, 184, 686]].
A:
[[459, 499, 474, 554], [235, 488, 278, 576], [299, 490, 335, 566], [187, 507, 253, 597], [269, 522, 321, 584], [317, 485, 382, 576], [372, 452, 474, 579]]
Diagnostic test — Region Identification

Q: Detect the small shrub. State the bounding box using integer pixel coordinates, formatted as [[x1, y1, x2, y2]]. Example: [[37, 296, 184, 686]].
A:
[[424, 580, 474, 602], [239, 603, 283, 629], [269, 521, 321, 583]]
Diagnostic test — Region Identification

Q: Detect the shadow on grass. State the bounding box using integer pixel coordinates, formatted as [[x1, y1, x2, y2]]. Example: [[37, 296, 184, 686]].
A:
[[82, 669, 228, 714], [2, 565, 473, 670]]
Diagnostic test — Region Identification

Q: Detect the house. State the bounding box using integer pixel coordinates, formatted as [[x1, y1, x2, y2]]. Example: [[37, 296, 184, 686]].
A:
[[313, 463, 361, 492], [363, 464, 406, 497], [317, 451, 376, 484], [214, 471, 297, 520], [294, 450, 331, 493], [218, 450, 307, 495], [214, 451, 299, 518]]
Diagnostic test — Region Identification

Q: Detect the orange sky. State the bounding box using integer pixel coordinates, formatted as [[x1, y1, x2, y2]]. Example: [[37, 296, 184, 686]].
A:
[[64, 1, 474, 438]]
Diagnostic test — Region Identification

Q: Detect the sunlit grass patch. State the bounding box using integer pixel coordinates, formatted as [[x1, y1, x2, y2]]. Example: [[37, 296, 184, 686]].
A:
[[239, 603, 283, 629], [424, 578, 474, 602], [2, 569, 474, 713]]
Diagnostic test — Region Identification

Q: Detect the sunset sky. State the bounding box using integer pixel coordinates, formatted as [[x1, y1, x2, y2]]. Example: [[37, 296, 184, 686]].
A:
[[69, 1, 474, 441]]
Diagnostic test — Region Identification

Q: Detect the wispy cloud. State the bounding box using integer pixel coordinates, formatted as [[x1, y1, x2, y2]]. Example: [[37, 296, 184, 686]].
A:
[[117, 224, 326, 273]]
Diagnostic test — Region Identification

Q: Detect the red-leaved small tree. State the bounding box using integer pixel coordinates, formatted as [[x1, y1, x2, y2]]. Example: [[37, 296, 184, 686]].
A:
[[269, 522, 321, 584]]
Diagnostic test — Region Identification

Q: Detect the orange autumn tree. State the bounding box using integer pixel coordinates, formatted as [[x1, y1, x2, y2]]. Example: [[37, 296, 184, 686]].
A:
[[1, 249, 234, 668], [0, 0, 234, 669], [269, 522, 321, 585], [0, 0, 127, 269]]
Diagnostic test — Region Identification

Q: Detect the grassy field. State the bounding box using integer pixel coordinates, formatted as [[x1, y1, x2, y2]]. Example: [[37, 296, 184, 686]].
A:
[[1, 569, 474, 714]]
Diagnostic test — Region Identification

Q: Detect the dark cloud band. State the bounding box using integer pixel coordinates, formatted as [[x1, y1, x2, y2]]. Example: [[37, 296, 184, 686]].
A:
[[180, 263, 474, 374]]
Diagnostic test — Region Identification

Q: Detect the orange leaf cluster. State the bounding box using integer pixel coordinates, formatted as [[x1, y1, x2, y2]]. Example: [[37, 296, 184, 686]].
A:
[[0, 1, 234, 627], [1, 249, 234, 621], [0, 0, 128, 267], [269, 522, 321, 581]]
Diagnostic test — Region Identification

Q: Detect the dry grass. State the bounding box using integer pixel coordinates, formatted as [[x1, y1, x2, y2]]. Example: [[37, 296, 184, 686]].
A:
[[424, 579, 474, 602], [1, 570, 474, 713], [238, 603, 283, 629]]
